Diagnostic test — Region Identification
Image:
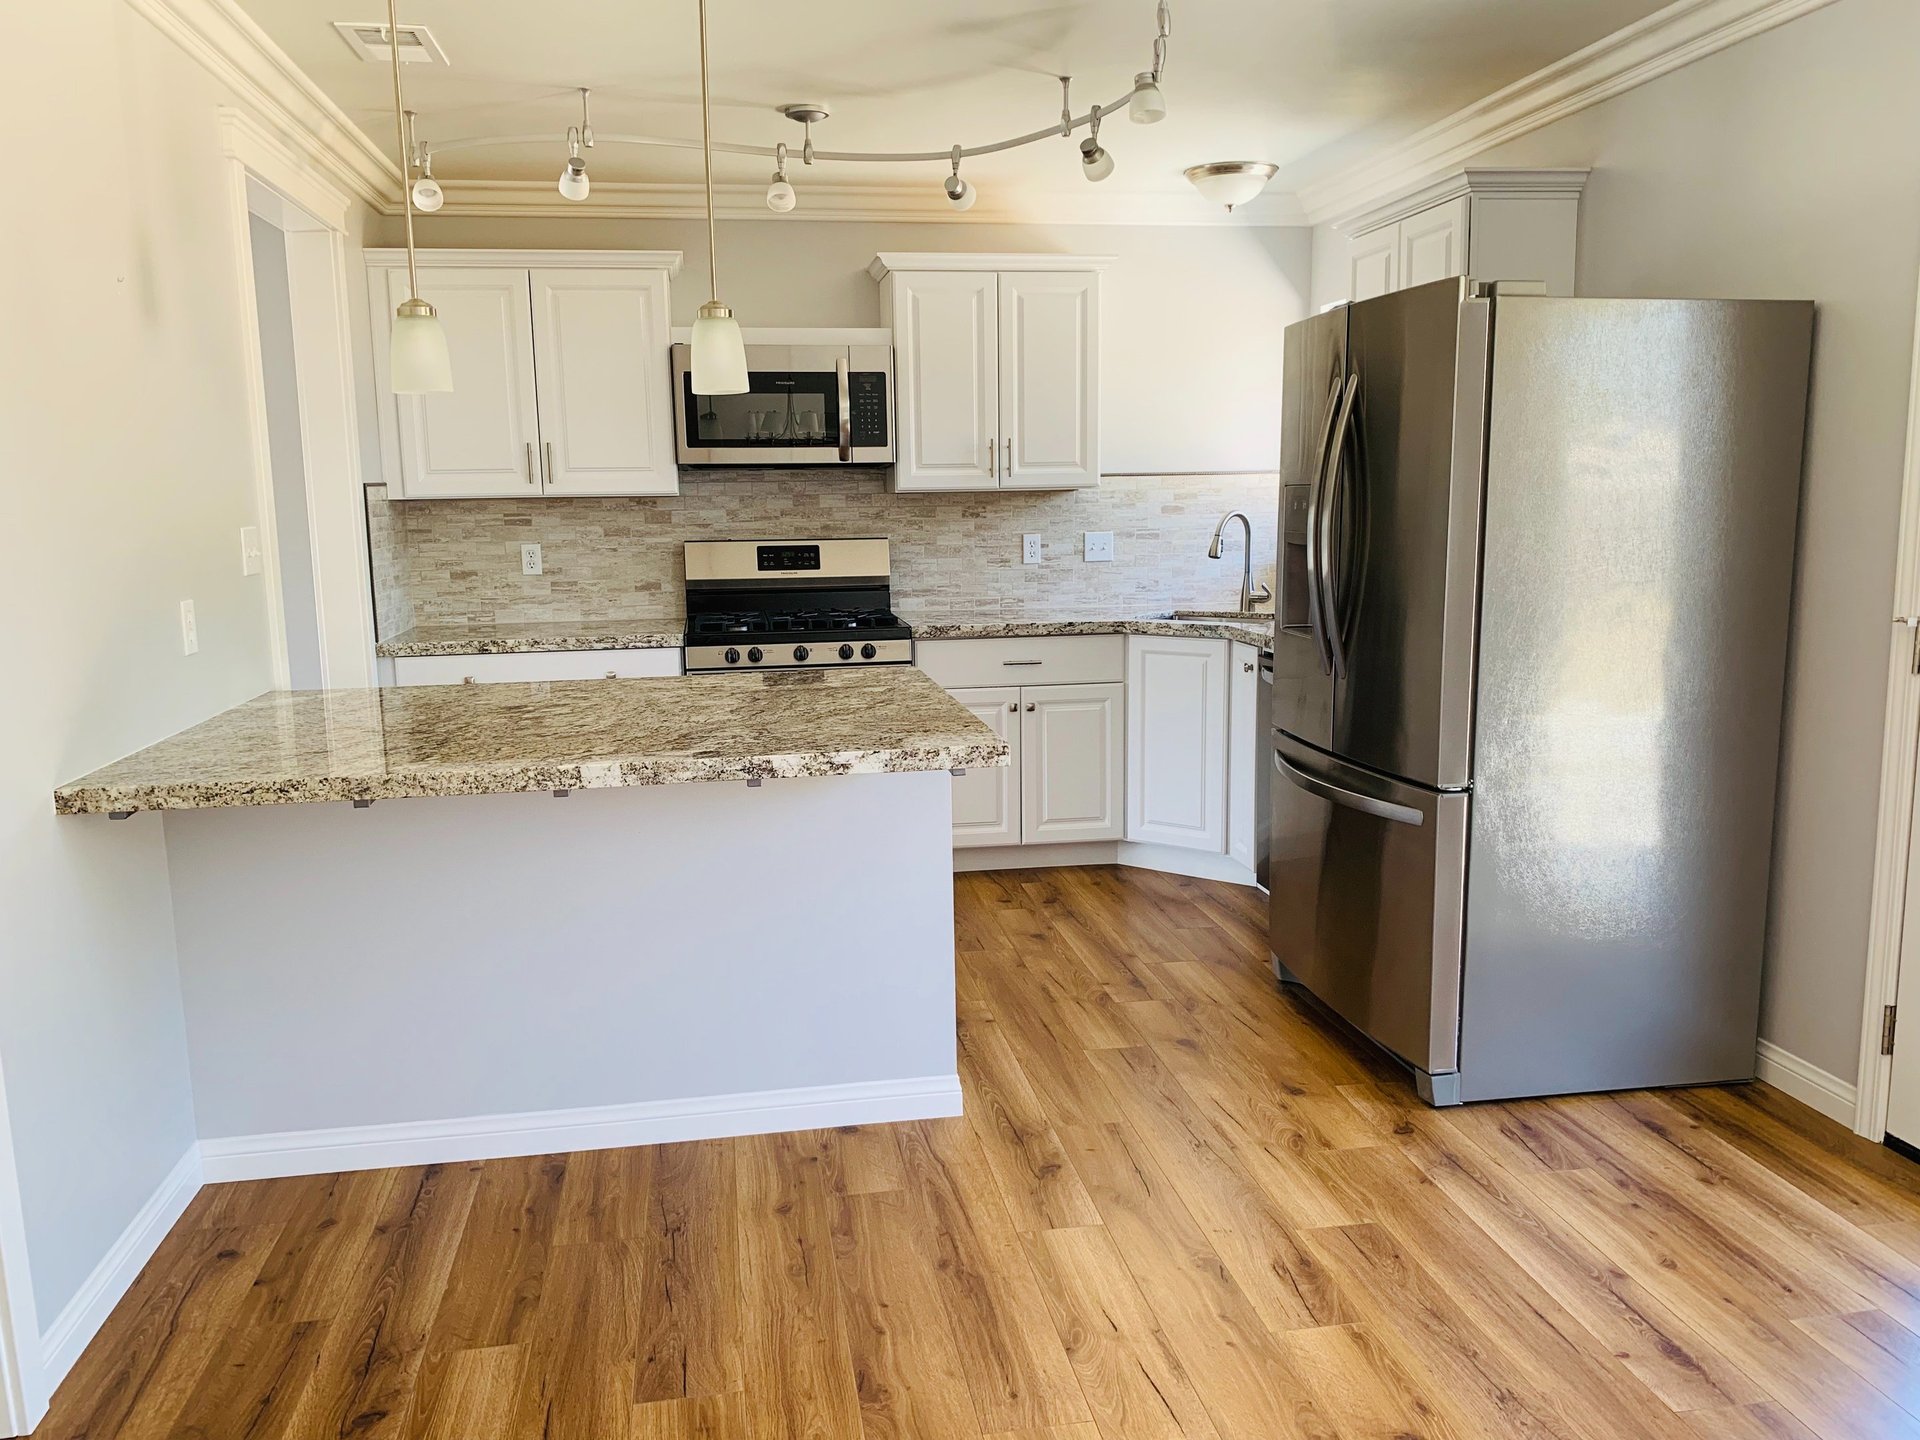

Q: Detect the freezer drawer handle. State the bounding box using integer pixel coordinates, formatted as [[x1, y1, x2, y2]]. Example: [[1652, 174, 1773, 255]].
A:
[[1273, 750, 1424, 827]]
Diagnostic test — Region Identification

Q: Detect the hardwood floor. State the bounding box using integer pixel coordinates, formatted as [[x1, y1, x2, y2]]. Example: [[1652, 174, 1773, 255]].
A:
[[34, 864, 1920, 1439]]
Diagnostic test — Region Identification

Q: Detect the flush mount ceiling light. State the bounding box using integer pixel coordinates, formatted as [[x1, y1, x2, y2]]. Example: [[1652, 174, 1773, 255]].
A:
[[690, 0, 747, 395], [383, 0, 450, 393], [400, 3, 1173, 216], [1184, 160, 1278, 213]]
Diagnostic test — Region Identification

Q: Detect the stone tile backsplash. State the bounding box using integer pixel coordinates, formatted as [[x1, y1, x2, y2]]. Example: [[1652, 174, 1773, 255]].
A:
[[367, 469, 1279, 635]]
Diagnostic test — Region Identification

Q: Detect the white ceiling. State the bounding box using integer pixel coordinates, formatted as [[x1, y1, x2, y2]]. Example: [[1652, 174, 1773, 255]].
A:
[[243, 0, 1673, 216]]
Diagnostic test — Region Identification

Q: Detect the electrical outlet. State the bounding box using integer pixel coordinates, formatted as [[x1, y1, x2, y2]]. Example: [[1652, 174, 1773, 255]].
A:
[[179, 600, 199, 656], [520, 543, 544, 576], [239, 526, 263, 576], [1023, 534, 1043, 565], [1083, 531, 1115, 562]]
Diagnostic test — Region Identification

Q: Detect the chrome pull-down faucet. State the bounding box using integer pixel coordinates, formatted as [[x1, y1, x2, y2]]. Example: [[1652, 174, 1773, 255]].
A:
[[1207, 511, 1273, 615]]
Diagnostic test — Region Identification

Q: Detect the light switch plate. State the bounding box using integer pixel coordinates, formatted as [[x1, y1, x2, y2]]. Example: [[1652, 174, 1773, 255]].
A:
[[179, 600, 198, 656], [1083, 531, 1115, 562], [521, 543, 544, 576], [239, 526, 263, 576], [1023, 534, 1043, 565]]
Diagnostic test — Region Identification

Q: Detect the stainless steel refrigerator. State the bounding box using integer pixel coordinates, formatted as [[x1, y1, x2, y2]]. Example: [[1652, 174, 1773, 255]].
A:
[[1268, 277, 1813, 1105]]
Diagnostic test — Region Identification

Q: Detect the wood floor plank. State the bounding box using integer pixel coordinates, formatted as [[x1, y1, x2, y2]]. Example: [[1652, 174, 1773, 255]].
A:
[[1793, 1309, 1920, 1419], [159, 1318, 329, 1440], [415, 1344, 528, 1440], [956, 1007, 1101, 1232], [628, 1392, 748, 1440], [1276, 1321, 1460, 1440], [833, 1124, 905, 1197], [1679, 1401, 1822, 1439], [632, 1139, 741, 1404]]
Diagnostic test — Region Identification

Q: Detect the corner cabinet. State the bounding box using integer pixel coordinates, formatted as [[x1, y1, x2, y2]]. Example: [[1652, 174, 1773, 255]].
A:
[[1342, 169, 1588, 302], [1125, 634, 1229, 852], [367, 250, 682, 500], [871, 253, 1107, 493]]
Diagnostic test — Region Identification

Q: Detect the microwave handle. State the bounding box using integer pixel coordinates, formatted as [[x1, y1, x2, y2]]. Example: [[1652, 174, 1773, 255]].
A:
[[836, 357, 852, 462]]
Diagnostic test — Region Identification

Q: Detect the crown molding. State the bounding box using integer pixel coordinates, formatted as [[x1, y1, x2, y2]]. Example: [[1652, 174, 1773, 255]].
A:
[[128, 0, 397, 211], [365, 247, 684, 276], [868, 253, 1117, 280], [379, 178, 1308, 228], [1299, 0, 1845, 225], [1344, 167, 1589, 236]]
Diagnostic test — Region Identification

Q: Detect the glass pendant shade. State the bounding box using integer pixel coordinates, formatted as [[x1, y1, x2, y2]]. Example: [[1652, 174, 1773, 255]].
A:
[[691, 301, 748, 395], [410, 174, 444, 212], [1080, 139, 1114, 183], [1183, 161, 1278, 212], [390, 302, 453, 393], [558, 156, 590, 201], [1129, 74, 1166, 124], [765, 175, 796, 212], [944, 174, 976, 211]]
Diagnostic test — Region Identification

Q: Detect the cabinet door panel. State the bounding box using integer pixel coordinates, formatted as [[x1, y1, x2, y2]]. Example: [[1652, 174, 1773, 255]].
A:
[[1348, 226, 1399, 302], [1399, 197, 1470, 290], [388, 267, 540, 498], [530, 268, 677, 495], [1125, 636, 1229, 852], [1021, 683, 1123, 844], [891, 272, 998, 491], [950, 687, 1021, 847], [1000, 271, 1099, 490], [1227, 643, 1260, 872]]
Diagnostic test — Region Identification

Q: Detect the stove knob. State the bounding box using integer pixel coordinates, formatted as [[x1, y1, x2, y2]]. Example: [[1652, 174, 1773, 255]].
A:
[[793, 645, 810, 662], [747, 647, 764, 664], [724, 647, 741, 665], [861, 643, 878, 660], [838, 643, 855, 661]]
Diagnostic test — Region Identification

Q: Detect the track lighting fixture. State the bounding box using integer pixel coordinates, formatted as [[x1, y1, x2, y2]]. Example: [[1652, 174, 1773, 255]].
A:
[[765, 141, 796, 212], [1128, 73, 1165, 124], [384, 0, 449, 393], [404, 111, 444, 211], [557, 88, 592, 201], [1079, 105, 1113, 182], [944, 145, 976, 211]]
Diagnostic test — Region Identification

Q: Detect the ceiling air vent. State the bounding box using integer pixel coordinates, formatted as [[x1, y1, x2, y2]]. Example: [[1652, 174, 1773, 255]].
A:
[[331, 20, 448, 66]]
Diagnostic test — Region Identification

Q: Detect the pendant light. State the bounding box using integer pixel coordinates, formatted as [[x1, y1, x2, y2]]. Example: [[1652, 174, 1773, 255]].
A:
[[385, 0, 450, 393], [690, 0, 747, 395]]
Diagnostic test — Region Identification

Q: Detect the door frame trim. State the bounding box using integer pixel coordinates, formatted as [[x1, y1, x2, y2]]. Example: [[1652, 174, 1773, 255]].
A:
[[1855, 263, 1920, 1139]]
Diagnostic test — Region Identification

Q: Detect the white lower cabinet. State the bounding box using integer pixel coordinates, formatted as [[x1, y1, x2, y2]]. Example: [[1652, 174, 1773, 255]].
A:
[[1021, 683, 1124, 843], [392, 649, 682, 686], [1227, 643, 1260, 871], [1125, 634, 1229, 852], [950, 688, 1022, 848]]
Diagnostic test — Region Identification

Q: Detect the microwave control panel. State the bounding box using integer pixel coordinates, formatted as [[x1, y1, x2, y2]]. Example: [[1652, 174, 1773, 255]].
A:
[[849, 373, 890, 448]]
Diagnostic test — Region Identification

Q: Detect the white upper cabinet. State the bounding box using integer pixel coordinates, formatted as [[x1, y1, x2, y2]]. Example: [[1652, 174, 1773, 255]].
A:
[[889, 271, 999, 491], [383, 266, 541, 499], [1338, 169, 1587, 302], [529, 268, 676, 496], [874, 254, 1108, 493], [368, 250, 682, 500]]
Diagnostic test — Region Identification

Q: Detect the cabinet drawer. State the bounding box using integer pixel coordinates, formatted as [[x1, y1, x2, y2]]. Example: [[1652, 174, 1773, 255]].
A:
[[916, 635, 1123, 690], [393, 649, 681, 686]]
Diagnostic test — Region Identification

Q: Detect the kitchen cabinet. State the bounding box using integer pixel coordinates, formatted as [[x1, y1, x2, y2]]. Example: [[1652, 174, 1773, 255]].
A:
[[392, 649, 682, 686], [1339, 169, 1586, 302], [1021, 683, 1124, 843], [367, 250, 681, 499], [873, 253, 1106, 493], [1126, 634, 1229, 853], [1227, 643, 1260, 873], [950, 687, 1022, 847]]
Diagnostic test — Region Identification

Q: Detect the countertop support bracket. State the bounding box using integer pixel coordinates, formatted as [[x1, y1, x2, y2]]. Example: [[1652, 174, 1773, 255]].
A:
[[353, 799, 375, 809], [108, 811, 133, 821]]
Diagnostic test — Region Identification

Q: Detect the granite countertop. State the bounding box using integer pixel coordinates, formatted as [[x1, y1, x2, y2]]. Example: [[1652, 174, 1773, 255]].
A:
[[377, 619, 685, 657], [378, 611, 1274, 658], [54, 669, 1007, 816]]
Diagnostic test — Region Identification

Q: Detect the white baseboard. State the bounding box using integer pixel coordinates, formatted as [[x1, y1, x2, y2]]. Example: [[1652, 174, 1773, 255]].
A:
[[199, 1074, 964, 1182], [1755, 1039, 1858, 1125], [37, 1145, 202, 1395], [954, 840, 1260, 888]]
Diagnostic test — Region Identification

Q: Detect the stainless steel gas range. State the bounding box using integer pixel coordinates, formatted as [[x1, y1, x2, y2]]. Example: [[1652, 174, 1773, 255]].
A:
[[682, 538, 913, 673]]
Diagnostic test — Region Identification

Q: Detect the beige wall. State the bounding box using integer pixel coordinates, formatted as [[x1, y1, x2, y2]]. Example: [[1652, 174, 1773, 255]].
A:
[[1311, 0, 1920, 1080], [373, 214, 1313, 476], [0, 0, 374, 1346]]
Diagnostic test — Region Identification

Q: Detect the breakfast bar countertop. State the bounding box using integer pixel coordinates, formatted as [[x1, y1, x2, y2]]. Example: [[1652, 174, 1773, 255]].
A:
[[54, 667, 1007, 816]]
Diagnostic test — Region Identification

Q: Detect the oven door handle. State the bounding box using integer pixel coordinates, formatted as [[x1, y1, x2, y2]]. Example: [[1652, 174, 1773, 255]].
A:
[[836, 357, 852, 463]]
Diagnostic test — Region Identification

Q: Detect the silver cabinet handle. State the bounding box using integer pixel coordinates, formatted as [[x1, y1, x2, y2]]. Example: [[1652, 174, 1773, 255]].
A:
[[1274, 749, 1423, 827], [836, 356, 853, 463], [1025, 702, 1036, 712], [988, 439, 997, 479], [525, 443, 537, 486], [463, 675, 477, 685], [1003, 436, 1012, 476], [605, 670, 618, 679], [544, 441, 556, 485], [1007, 701, 1018, 711], [1002, 659, 1044, 666], [1243, 661, 1255, 673]]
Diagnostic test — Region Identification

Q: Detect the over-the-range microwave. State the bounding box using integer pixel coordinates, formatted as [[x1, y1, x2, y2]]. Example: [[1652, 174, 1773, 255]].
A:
[[670, 328, 893, 466]]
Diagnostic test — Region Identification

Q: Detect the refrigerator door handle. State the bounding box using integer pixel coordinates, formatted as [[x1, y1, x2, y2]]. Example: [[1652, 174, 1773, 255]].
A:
[[1317, 373, 1361, 680], [1302, 376, 1342, 675], [1273, 748, 1425, 827]]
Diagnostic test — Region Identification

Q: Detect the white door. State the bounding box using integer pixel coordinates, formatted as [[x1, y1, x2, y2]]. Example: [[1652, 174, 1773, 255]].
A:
[[529, 268, 677, 496], [890, 271, 999, 491], [999, 271, 1099, 490], [1349, 225, 1400, 302], [1022, 683, 1124, 844], [1226, 643, 1259, 872], [1398, 198, 1471, 291], [1884, 760, 1920, 1144], [950, 687, 1021, 848], [387, 266, 540, 498], [1126, 635, 1229, 852]]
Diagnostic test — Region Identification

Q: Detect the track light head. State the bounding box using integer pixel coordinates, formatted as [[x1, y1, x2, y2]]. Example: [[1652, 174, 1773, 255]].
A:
[[944, 173, 976, 211], [766, 141, 796, 212], [410, 172, 444, 212], [558, 139, 589, 201], [1080, 103, 1113, 182], [1129, 72, 1166, 124]]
